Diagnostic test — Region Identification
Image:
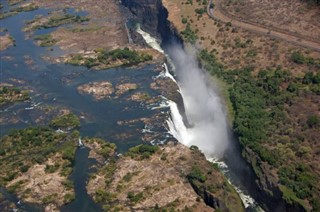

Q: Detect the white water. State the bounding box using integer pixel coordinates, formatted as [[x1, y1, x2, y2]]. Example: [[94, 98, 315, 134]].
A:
[[136, 24, 164, 54], [136, 25, 260, 209]]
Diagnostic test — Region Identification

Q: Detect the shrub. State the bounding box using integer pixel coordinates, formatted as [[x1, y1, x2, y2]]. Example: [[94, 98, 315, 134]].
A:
[[307, 115, 319, 128], [181, 18, 188, 24], [187, 166, 207, 183], [49, 113, 80, 129], [127, 191, 144, 203]]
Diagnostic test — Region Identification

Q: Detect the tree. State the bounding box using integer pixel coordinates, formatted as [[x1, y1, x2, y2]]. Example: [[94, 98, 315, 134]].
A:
[[307, 115, 319, 128]]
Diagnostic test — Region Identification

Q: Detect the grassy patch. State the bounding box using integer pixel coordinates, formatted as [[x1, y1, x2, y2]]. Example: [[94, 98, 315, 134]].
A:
[[0, 86, 29, 108], [49, 113, 80, 129], [67, 47, 153, 69], [10, 3, 38, 13], [181, 23, 198, 44], [32, 14, 89, 30], [34, 34, 57, 47], [126, 144, 159, 160]]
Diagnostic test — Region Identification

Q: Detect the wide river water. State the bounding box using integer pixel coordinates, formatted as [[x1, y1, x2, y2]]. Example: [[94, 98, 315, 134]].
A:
[[1, 2, 264, 211], [0, 3, 173, 211]]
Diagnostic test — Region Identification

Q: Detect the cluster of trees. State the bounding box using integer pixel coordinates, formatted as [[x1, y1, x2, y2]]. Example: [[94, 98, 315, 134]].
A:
[[103, 47, 153, 65], [34, 34, 57, 47], [199, 49, 319, 209], [34, 14, 89, 30], [49, 113, 80, 129], [0, 86, 29, 107], [126, 144, 159, 160], [181, 23, 198, 44], [68, 47, 153, 69], [0, 125, 78, 186], [291, 51, 320, 67]]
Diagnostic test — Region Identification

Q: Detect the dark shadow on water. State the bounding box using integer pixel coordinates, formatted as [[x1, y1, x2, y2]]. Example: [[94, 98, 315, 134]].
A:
[[61, 147, 101, 212]]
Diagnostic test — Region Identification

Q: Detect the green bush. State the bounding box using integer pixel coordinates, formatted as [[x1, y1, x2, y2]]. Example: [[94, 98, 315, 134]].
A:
[[127, 191, 144, 203], [307, 115, 319, 128], [187, 166, 207, 183], [49, 113, 80, 129], [181, 23, 198, 44], [181, 18, 188, 24], [127, 144, 159, 160]]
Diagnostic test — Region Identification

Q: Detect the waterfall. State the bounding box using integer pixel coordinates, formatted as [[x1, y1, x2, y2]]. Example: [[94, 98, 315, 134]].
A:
[[136, 24, 164, 53], [166, 100, 191, 144], [124, 22, 133, 44], [136, 24, 261, 210]]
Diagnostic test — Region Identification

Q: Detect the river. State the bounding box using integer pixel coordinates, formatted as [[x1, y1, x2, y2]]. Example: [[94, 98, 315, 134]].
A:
[[0, 5, 173, 211]]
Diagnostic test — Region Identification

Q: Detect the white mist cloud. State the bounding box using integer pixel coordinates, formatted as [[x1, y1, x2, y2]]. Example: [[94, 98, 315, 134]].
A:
[[167, 45, 229, 159]]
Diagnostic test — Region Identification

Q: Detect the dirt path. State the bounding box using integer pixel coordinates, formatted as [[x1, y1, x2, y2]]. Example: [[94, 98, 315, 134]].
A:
[[207, 0, 320, 52]]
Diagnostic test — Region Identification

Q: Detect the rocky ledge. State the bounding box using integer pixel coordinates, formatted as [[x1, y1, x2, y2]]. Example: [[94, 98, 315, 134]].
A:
[[85, 141, 244, 211]]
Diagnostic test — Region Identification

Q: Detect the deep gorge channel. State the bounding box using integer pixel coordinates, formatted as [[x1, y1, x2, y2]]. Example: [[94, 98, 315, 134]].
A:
[[122, 1, 275, 211]]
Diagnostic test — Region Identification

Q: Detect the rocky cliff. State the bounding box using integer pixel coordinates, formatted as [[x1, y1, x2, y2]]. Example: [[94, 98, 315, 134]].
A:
[[122, 0, 182, 45], [122, 1, 245, 211]]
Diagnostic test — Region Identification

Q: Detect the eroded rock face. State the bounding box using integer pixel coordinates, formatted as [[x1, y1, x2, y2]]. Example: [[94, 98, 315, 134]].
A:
[[122, 0, 162, 36], [86, 141, 244, 211], [77, 81, 114, 100]]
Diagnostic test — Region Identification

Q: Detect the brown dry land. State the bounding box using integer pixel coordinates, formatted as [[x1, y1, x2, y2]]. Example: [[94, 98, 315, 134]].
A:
[[31, 0, 128, 52], [0, 34, 14, 51], [86, 142, 244, 211], [220, 0, 320, 43], [209, 0, 320, 52], [77, 81, 114, 100], [163, 0, 320, 72], [7, 154, 74, 212]]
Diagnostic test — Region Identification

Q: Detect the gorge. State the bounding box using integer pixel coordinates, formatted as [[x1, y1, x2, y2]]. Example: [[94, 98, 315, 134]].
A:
[[1, 0, 318, 211]]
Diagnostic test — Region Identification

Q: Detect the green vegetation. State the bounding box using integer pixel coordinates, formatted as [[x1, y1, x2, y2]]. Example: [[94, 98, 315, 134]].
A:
[[67, 47, 153, 69], [126, 144, 159, 160], [86, 138, 116, 158], [10, 3, 38, 13], [184, 152, 244, 212], [0, 126, 78, 186], [0, 86, 29, 107], [279, 185, 309, 211], [187, 166, 207, 183], [181, 23, 198, 44], [307, 115, 320, 128], [199, 49, 320, 210], [34, 34, 57, 47], [31, 14, 89, 30], [186, 0, 193, 5], [0, 3, 38, 20], [181, 17, 188, 24], [49, 113, 80, 129], [64, 193, 75, 203], [127, 191, 144, 203], [8, 0, 26, 6], [195, 7, 206, 15], [0, 11, 18, 20], [94, 188, 116, 204], [291, 51, 320, 66], [234, 37, 252, 48], [42, 193, 58, 204]]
